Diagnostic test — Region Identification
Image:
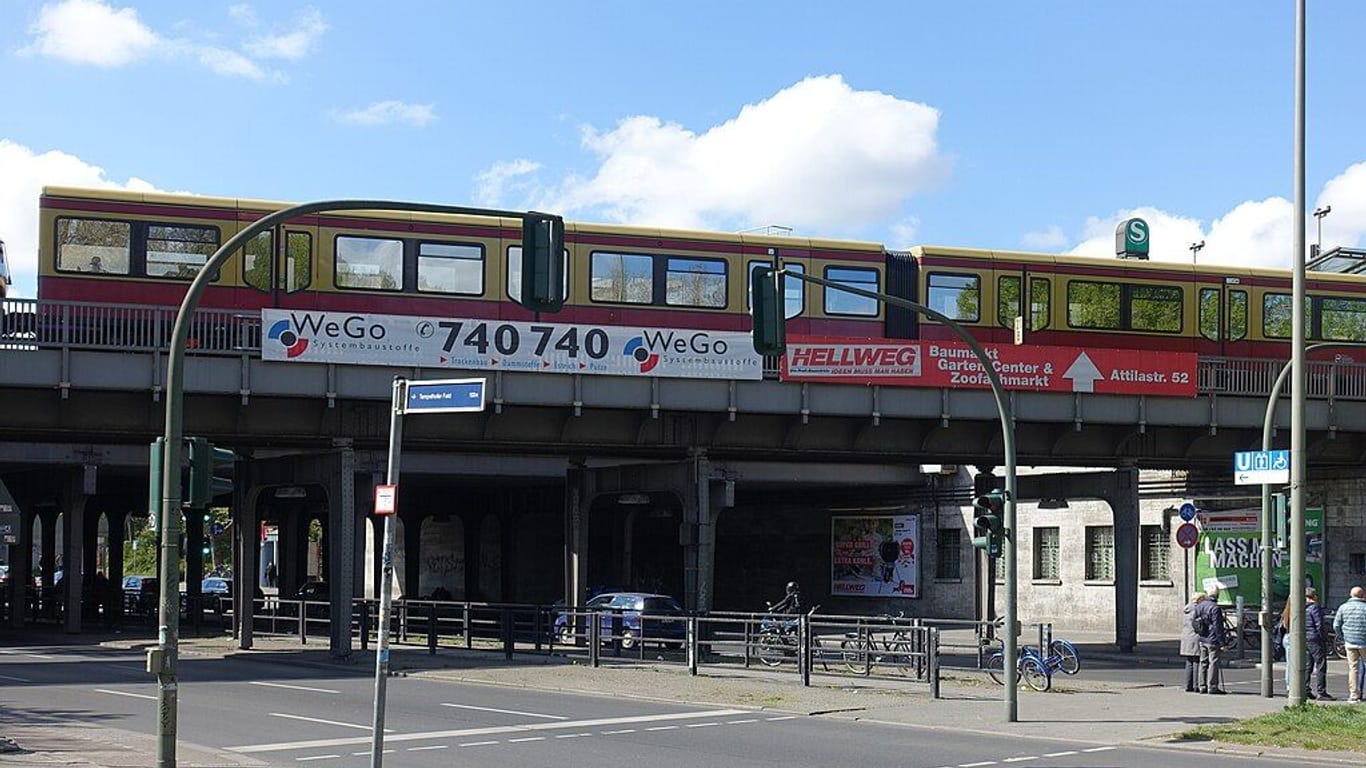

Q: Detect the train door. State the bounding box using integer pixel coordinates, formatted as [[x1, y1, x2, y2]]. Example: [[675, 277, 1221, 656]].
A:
[[244, 224, 317, 310], [994, 265, 1052, 346], [1196, 278, 1250, 358]]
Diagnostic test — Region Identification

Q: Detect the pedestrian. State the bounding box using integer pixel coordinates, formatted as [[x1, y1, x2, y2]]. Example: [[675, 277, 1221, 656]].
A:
[[265, 562, 277, 588], [1305, 587, 1334, 700], [1334, 586, 1366, 702], [1195, 585, 1227, 694], [1180, 591, 1206, 692]]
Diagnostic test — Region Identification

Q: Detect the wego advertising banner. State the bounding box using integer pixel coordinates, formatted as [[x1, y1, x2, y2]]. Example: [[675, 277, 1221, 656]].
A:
[[261, 310, 762, 380], [831, 514, 920, 598], [782, 336, 1198, 397]]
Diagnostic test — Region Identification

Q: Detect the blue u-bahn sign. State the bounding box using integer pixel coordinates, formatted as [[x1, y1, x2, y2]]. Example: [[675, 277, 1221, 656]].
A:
[[402, 378, 486, 415]]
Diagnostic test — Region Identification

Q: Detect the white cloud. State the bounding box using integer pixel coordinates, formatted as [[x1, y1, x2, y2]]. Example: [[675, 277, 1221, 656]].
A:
[[19, 0, 324, 81], [479, 75, 946, 233], [243, 7, 327, 61], [1021, 225, 1068, 251], [331, 101, 437, 128], [888, 217, 920, 250], [22, 0, 160, 67], [474, 159, 541, 207], [0, 139, 160, 298]]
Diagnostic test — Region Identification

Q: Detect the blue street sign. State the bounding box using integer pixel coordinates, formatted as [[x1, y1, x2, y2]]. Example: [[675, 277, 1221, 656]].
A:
[[1233, 449, 1290, 485], [1179, 502, 1197, 522], [403, 378, 486, 415]]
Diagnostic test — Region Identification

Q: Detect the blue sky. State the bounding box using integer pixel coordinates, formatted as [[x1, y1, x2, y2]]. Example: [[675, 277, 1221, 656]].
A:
[[2, 1, 1364, 297]]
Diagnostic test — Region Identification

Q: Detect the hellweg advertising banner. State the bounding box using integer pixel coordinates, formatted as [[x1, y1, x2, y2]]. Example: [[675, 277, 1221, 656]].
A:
[[831, 514, 920, 598]]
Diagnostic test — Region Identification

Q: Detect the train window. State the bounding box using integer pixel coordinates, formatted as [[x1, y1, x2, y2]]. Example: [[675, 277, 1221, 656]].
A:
[[244, 231, 312, 293], [336, 235, 403, 291], [927, 272, 979, 322], [998, 276, 1050, 331], [824, 266, 879, 316], [1229, 290, 1248, 341], [1199, 289, 1220, 341], [746, 260, 804, 319], [506, 245, 569, 303], [590, 251, 653, 304], [1320, 297, 1366, 341], [1263, 293, 1292, 338], [666, 257, 727, 308], [145, 224, 219, 280], [56, 217, 131, 275], [1067, 280, 1121, 329], [1129, 285, 1182, 333], [417, 242, 484, 295]]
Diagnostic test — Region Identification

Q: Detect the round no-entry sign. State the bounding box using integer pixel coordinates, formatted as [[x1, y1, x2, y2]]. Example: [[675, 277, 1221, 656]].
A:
[[1176, 522, 1199, 549]]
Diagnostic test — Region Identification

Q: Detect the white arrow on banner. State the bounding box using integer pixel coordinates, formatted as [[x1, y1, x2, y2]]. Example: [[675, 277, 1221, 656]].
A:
[[1063, 352, 1104, 393]]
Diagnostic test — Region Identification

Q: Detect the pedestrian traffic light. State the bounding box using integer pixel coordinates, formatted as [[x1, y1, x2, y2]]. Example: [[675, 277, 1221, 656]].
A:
[[187, 437, 235, 509], [751, 265, 785, 356], [519, 211, 565, 313], [201, 540, 211, 557], [972, 489, 1007, 557]]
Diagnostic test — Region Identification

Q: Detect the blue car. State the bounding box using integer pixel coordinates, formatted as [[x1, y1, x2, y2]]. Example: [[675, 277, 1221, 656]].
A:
[[554, 592, 685, 650]]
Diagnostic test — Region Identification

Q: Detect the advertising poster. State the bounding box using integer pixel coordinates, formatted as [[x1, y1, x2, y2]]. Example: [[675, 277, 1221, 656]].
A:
[[261, 309, 761, 380], [1194, 506, 1324, 605], [831, 514, 920, 598], [781, 336, 1198, 397]]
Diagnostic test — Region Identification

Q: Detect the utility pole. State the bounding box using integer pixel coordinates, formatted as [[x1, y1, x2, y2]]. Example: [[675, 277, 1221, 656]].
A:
[[1313, 205, 1331, 259], [1189, 240, 1205, 266], [1287, 0, 1308, 708]]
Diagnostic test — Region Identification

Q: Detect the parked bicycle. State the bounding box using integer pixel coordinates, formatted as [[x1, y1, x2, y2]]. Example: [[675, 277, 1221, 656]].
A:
[[986, 637, 1081, 692], [756, 605, 830, 670], [839, 612, 916, 675]]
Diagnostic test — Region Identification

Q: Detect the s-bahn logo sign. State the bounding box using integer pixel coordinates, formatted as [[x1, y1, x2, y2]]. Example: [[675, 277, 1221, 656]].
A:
[[781, 336, 1197, 397], [260, 310, 761, 380]]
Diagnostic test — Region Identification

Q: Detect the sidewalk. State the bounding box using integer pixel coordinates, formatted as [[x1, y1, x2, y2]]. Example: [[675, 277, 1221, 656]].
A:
[[2, 629, 1358, 766]]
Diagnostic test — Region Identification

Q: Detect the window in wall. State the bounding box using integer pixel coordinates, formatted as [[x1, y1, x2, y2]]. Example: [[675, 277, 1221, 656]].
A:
[[590, 251, 653, 304], [1141, 525, 1171, 581], [56, 217, 131, 275], [936, 528, 961, 580], [243, 231, 312, 292], [145, 224, 219, 280], [1319, 296, 1366, 341], [747, 261, 805, 319], [1067, 280, 1122, 329], [1086, 526, 1115, 582], [418, 242, 484, 295], [1129, 285, 1183, 332], [1229, 290, 1248, 341], [1033, 527, 1060, 581], [1351, 552, 1366, 575], [927, 272, 980, 322], [1199, 288, 1220, 341], [505, 245, 569, 303], [336, 235, 403, 290], [823, 266, 879, 316], [998, 276, 1051, 331], [666, 257, 727, 308]]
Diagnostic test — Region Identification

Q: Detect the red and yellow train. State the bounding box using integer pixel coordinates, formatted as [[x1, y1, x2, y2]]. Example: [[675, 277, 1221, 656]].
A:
[[35, 187, 1366, 358]]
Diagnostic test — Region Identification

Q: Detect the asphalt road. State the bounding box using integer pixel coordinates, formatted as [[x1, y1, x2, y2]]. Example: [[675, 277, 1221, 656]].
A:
[[0, 643, 1328, 768]]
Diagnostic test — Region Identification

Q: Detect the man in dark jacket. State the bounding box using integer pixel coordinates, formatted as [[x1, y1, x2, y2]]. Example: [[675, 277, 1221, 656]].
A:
[[1306, 587, 1333, 700], [1196, 586, 1228, 694]]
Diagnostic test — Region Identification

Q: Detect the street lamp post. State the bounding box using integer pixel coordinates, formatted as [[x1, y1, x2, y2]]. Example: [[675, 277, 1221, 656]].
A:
[[1313, 205, 1331, 258], [1288, 0, 1308, 708], [1189, 240, 1205, 266]]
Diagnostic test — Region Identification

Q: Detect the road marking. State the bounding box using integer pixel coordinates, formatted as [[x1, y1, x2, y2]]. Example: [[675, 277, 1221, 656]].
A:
[[95, 688, 157, 701], [960, 762, 997, 767], [765, 715, 798, 721], [727, 718, 759, 724], [295, 756, 339, 762], [507, 737, 545, 743], [459, 741, 499, 747], [270, 713, 390, 732], [1004, 758, 1038, 763], [1042, 752, 1078, 758], [0, 674, 33, 682], [0, 649, 54, 659], [646, 726, 679, 731], [440, 702, 568, 720], [251, 681, 341, 694], [1082, 747, 1116, 753], [349, 750, 393, 756], [686, 722, 719, 728], [228, 708, 748, 753], [407, 745, 448, 752], [601, 729, 636, 735]]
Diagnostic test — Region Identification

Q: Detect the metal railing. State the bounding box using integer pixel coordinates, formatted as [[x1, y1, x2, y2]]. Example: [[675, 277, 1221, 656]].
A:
[[8, 296, 1366, 398]]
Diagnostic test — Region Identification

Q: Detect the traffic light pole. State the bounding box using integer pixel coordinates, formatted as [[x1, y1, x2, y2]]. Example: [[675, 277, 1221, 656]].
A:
[[766, 269, 1019, 721], [371, 378, 405, 768], [155, 199, 549, 768]]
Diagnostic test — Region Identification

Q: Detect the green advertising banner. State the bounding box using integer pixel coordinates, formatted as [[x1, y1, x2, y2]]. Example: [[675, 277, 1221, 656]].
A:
[[1193, 506, 1324, 605]]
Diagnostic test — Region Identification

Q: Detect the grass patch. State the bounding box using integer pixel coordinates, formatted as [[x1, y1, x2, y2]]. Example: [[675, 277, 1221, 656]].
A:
[[1182, 704, 1366, 753]]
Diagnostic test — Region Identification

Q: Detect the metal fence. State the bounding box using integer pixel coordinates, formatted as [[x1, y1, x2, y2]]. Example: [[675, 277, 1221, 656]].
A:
[[7, 296, 1366, 398]]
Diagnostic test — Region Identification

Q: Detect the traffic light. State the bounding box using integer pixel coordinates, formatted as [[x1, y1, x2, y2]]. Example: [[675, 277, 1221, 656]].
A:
[[187, 437, 235, 509], [519, 211, 566, 312], [201, 539, 211, 556], [972, 489, 1007, 557], [750, 265, 785, 356]]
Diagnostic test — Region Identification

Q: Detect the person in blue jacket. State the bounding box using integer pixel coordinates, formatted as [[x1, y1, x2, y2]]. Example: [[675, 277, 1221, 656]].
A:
[[1195, 586, 1228, 694], [1334, 586, 1366, 702]]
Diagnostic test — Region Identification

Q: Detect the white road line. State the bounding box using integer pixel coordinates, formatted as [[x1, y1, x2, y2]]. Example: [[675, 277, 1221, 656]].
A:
[[439, 702, 568, 720], [555, 734, 584, 739], [458, 741, 499, 747], [507, 737, 546, 743], [960, 762, 997, 767], [295, 755, 339, 762], [1082, 747, 1117, 753], [765, 715, 798, 721], [646, 726, 679, 732], [727, 719, 759, 724], [686, 722, 719, 728], [0, 649, 54, 659], [228, 708, 748, 754], [251, 681, 341, 694], [1004, 758, 1038, 763], [1042, 752, 1078, 758], [407, 745, 448, 752], [601, 729, 636, 735], [349, 750, 393, 756], [0, 674, 33, 682], [95, 689, 157, 701], [270, 713, 390, 732]]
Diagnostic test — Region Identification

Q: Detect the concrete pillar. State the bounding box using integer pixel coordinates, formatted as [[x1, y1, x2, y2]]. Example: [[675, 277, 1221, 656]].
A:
[[1107, 467, 1141, 653], [107, 511, 126, 624], [564, 467, 589, 607], [351, 472, 369, 602], [233, 477, 261, 650], [326, 447, 355, 658], [7, 506, 35, 628], [39, 510, 57, 592], [60, 480, 88, 633]]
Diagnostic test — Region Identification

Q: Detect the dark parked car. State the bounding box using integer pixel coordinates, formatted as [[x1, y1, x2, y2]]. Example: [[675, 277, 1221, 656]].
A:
[[123, 575, 159, 614], [553, 592, 685, 650]]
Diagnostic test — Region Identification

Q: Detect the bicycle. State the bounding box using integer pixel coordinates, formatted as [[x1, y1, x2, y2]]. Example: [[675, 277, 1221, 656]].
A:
[[839, 612, 916, 676], [985, 647, 1050, 691], [1219, 608, 1261, 654], [756, 606, 829, 670]]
